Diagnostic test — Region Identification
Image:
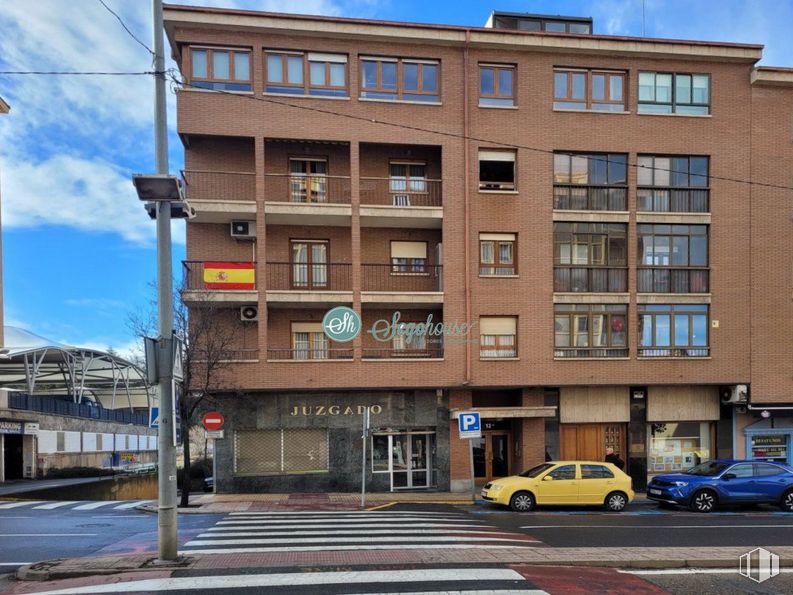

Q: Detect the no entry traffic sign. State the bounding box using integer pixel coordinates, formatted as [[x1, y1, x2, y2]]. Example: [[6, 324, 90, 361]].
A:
[[202, 411, 225, 431]]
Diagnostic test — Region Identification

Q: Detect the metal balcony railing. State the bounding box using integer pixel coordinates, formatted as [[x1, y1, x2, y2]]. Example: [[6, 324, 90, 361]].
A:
[[553, 185, 627, 211], [361, 264, 443, 292], [554, 347, 629, 358], [264, 173, 351, 204], [360, 177, 442, 207], [637, 187, 709, 213], [553, 267, 628, 292], [182, 170, 256, 201], [266, 262, 352, 291], [637, 268, 709, 293], [362, 346, 444, 359], [267, 348, 354, 361], [8, 393, 149, 425], [638, 347, 710, 357], [182, 261, 256, 291]]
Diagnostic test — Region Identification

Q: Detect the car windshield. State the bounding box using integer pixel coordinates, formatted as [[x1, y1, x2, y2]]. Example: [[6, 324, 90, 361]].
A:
[[519, 463, 554, 478], [684, 461, 729, 476]]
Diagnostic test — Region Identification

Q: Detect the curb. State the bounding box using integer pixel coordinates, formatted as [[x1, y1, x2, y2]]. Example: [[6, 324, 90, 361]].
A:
[[16, 557, 192, 582], [136, 499, 475, 514]]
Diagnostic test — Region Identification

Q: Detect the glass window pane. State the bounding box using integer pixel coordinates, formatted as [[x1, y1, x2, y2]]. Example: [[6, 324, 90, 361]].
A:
[[422, 64, 438, 92], [692, 75, 709, 104], [554, 72, 568, 98], [329, 63, 345, 87], [403, 63, 419, 91], [690, 157, 708, 186], [287, 56, 303, 83], [382, 62, 397, 89], [498, 68, 513, 97], [638, 72, 655, 101], [480, 241, 494, 263], [637, 156, 653, 185], [674, 315, 690, 346], [676, 74, 692, 104], [571, 73, 586, 99], [574, 315, 589, 346], [671, 157, 689, 187], [480, 67, 494, 95], [362, 61, 377, 88], [555, 316, 570, 347], [691, 235, 708, 266], [213, 51, 230, 79], [672, 236, 689, 266], [554, 154, 570, 183], [610, 75, 623, 101], [267, 54, 283, 83], [589, 154, 607, 184], [234, 52, 250, 81], [545, 22, 566, 32], [611, 315, 627, 346], [656, 315, 671, 346], [592, 74, 605, 100], [192, 49, 207, 78], [571, 155, 588, 184], [655, 157, 670, 186], [608, 154, 627, 183], [656, 74, 672, 103], [641, 314, 653, 346], [692, 315, 707, 346], [310, 62, 325, 85]]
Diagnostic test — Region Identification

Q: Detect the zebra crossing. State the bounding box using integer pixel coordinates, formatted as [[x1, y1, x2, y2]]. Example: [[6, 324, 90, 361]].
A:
[[180, 509, 543, 555], [0, 499, 150, 512]]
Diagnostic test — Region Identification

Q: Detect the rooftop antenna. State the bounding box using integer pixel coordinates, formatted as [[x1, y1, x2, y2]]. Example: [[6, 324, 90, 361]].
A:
[[642, 0, 646, 37]]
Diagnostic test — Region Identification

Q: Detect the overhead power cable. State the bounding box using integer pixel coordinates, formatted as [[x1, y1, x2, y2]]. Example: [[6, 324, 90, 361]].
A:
[[0, 70, 162, 76], [96, 0, 155, 56]]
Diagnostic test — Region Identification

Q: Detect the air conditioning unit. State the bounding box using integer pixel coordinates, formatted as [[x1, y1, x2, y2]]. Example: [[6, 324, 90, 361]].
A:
[[240, 306, 258, 322], [721, 384, 749, 404], [230, 221, 256, 240]]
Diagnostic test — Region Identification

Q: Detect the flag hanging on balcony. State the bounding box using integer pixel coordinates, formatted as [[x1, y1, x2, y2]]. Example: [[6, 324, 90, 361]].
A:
[[203, 262, 256, 290]]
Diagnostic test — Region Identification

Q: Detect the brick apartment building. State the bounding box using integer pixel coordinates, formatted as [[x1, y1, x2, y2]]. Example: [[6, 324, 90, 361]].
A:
[[163, 5, 793, 493]]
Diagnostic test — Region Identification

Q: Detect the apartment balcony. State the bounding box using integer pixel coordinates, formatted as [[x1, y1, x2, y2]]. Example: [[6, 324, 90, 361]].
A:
[[181, 261, 257, 305], [637, 268, 710, 293], [362, 346, 444, 360], [266, 348, 354, 361], [637, 188, 709, 214], [182, 170, 257, 223], [360, 178, 443, 229], [361, 264, 443, 307], [553, 267, 628, 293], [265, 262, 353, 306], [553, 185, 628, 213], [264, 173, 352, 227]]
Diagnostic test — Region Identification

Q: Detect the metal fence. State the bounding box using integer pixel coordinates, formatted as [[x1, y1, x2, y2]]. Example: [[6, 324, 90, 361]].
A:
[[264, 173, 351, 204], [360, 177, 443, 207], [553, 185, 627, 211], [182, 170, 256, 201], [361, 264, 443, 292], [8, 393, 149, 426], [553, 267, 628, 292], [266, 262, 352, 291]]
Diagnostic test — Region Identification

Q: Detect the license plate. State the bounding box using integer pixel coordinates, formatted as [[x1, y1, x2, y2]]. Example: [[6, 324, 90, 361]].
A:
[[649, 488, 662, 495]]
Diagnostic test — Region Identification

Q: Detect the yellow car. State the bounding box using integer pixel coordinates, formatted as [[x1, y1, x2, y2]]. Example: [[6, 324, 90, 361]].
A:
[[481, 461, 635, 512]]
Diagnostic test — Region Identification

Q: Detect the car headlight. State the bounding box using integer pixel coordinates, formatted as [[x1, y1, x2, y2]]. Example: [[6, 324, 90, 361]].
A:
[[672, 481, 688, 487], [489, 484, 504, 492]]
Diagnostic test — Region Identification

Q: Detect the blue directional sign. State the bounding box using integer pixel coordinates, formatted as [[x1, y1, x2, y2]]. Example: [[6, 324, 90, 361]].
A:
[[458, 411, 481, 439], [149, 407, 159, 429]]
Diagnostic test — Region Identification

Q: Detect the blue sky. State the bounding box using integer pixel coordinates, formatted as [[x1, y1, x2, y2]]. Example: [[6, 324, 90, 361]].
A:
[[1, 0, 792, 359]]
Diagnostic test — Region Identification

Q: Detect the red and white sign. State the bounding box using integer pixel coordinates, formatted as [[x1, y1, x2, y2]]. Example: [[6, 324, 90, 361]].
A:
[[202, 412, 225, 431]]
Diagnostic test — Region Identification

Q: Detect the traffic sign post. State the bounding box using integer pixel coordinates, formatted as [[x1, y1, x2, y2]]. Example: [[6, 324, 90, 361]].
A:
[[457, 411, 481, 500], [202, 412, 225, 432]]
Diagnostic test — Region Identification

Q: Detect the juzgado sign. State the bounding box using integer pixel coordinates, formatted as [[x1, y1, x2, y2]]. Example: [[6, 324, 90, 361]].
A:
[[290, 404, 382, 416], [322, 307, 476, 344]]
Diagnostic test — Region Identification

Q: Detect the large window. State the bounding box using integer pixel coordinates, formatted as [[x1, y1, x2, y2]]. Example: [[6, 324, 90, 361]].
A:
[[289, 158, 328, 203], [637, 155, 709, 213], [554, 304, 628, 358], [480, 316, 517, 358], [190, 46, 251, 91], [480, 233, 516, 276], [553, 152, 627, 210], [554, 69, 626, 111], [265, 51, 348, 96], [479, 64, 515, 106], [360, 57, 439, 102], [479, 149, 516, 191], [638, 224, 708, 293], [390, 241, 427, 273], [553, 223, 627, 292], [291, 240, 328, 289], [291, 322, 329, 360], [234, 429, 329, 475], [638, 304, 709, 357], [648, 422, 712, 474], [638, 72, 710, 115], [389, 162, 427, 206]]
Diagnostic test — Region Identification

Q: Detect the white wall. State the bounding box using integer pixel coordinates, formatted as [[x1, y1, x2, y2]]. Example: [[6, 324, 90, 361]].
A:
[[38, 430, 58, 454]]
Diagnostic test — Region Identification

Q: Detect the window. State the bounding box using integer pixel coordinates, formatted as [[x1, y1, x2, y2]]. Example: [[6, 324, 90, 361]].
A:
[[492, 15, 592, 33], [479, 316, 517, 358], [291, 240, 328, 289], [554, 304, 628, 358], [234, 429, 329, 474], [754, 463, 785, 477], [56, 431, 65, 452], [480, 233, 516, 275], [479, 64, 515, 106], [479, 149, 516, 190], [389, 162, 427, 206], [727, 463, 754, 478], [390, 241, 427, 273], [637, 224, 708, 293], [392, 321, 429, 355], [554, 69, 626, 111], [639, 304, 709, 357], [548, 464, 576, 480], [553, 152, 627, 210], [190, 46, 251, 91], [649, 422, 712, 474], [638, 72, 710, 115], [265, 51, 348, 96], [581, 464, 615, 479], [291, 322, 329, 360], [360, 57, 439, 102], [553, 223, 627, 292], [289, 158, 328, 203], [637, 155, 709, 213]]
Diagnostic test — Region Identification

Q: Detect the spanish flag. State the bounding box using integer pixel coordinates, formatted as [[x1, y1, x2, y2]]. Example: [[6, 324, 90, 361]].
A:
[[203, 262, 256, 290]]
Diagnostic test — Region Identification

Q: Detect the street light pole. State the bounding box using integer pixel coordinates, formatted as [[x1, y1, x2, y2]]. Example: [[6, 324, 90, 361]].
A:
[[152, 0, 177, 562]]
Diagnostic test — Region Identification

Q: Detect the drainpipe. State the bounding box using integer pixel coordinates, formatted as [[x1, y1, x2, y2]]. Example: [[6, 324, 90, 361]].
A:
[[463, 29, 472, 386]]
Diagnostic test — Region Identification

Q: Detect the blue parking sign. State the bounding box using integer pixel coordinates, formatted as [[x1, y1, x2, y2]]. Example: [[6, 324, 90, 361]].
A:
[[458, 411, 481, 439]]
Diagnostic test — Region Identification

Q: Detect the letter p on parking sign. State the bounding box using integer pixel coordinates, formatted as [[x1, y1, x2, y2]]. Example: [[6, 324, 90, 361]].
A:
[[458, 411, 481, 439]]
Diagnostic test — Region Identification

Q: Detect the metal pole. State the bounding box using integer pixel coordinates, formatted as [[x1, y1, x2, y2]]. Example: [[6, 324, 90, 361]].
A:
[[360, 407, 368, 508], [152, 0, 177, 562], [468, 439, 476, 501]]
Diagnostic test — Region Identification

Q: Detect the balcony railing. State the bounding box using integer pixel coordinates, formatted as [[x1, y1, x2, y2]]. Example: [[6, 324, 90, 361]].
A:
[[182, 170, 256, 201], [639, 347, 710, 357], [266, 262, 352, 291], [194, 348, 260, 362], [637, 268, 709, 293], [264, 173, 351, 204], [362, 264, 443, 292], [553, 267, 628, 292], [267, 348, 354, 361], [554, 347, 629, 358], [637, 187, 709, 213], [360, 177, 442, 207], [9, 393, 149, 426], [553, 185, 627, 211], [183, 261, 256, 291], [362, 346, 444, 359]]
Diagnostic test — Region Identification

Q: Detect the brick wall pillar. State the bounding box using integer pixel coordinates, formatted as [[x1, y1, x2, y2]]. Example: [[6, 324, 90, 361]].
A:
[[516, 388, 545, 473], [449, 389, 473, 492], [255, 137, 268, 359], [350, 141, 362, 359]]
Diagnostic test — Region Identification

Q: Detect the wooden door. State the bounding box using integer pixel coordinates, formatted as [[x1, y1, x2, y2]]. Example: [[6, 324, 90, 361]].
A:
[[561, 424, 626, 461]]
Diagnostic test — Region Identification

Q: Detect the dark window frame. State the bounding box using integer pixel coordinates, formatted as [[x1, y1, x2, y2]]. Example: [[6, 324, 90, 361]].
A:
[[553, 223, 628, 292], [637, 155, 710, 213], [554, 304, 628, 358], [479, 234, 517, 276], [553, 152, 628, 211], [637, 224, 709, 293], [290, 238, 330, 289], [638, 304, 709, 356], [638, 71, 711, 115], [390, 240, 429, 275]]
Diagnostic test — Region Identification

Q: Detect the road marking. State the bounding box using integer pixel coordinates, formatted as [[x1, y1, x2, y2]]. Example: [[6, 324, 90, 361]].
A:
[[72, 501, 118, 510], [621, 568, 793, 575], [520, 524, 793, 529], [32, 501, 80, 510], [0, 562, 32, 566], [112, 500, 149, 510], [228, 511, 468, 516], [31, 568, 532, 594], [0, 501, 43, 509], [200, 529, 508, 537], [219, 517, 484, 525], [0, 533, 97, 537], [216, 522, 488, 529], [365, 502, 395, 511], [179, 544, 534, 554], [185, 535, 539, 546]]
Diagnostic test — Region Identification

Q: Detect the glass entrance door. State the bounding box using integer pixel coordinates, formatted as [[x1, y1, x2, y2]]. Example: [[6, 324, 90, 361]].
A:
[[383, 433, 433, 490], [474, 431, 511, 482]]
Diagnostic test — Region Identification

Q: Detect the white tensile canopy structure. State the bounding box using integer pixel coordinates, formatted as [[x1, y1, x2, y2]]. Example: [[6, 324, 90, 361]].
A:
[[0, 326, 153, 410]]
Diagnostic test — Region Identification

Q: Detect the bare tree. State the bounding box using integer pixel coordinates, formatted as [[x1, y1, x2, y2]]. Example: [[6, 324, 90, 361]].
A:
[[129, 282, 240, 507]]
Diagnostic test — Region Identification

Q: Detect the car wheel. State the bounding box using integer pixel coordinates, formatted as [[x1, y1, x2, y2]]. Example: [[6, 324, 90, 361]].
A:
[[689, 489, 718, 513], [605, 491, 628, 512], [509, 491, 535, 512], [780, 490, 793, 513]]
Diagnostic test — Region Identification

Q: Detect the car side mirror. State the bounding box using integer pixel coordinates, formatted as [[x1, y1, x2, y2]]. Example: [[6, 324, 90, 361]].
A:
[[722, 473, 736, 480], [543, 475, 554, 481]]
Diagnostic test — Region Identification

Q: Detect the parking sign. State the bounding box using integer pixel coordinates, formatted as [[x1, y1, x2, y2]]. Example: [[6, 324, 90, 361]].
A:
[[458, 411, 481, 439]]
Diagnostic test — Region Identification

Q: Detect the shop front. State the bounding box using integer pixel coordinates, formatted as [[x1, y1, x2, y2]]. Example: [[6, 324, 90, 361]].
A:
[[744, 418, 793, 465], [558, 387, 630, 462]]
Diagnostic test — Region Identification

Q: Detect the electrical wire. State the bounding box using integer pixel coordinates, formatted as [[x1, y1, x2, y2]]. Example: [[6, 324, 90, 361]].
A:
[[96, 0, 154, 56], [0, 70, 162, 76]]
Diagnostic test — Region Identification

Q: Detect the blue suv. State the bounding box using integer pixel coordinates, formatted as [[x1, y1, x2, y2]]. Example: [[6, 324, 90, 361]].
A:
[[647, 460, 793, 513]]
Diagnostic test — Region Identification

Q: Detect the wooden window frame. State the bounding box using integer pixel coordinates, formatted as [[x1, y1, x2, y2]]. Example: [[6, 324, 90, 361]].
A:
[[553, 304, 628, 353], [290, 239, 330, 289], [479, 63, 516, 106], [391, 321, 431, 356], [479, 334, 517, 358], [478, 149, 517, 191], [265, 50, 349, 96], [359, 57, 441, 102], [291, 324, 329, 360], [389, 161, 428, 197], [390, 240, 429, 275], [479, 235, 517, 276], [189, 45, 252, 90], [289, 157, 329, 203], [638, 304, 709, 353], [638, 71, 711, 114], [553, 68, 626, 111]]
